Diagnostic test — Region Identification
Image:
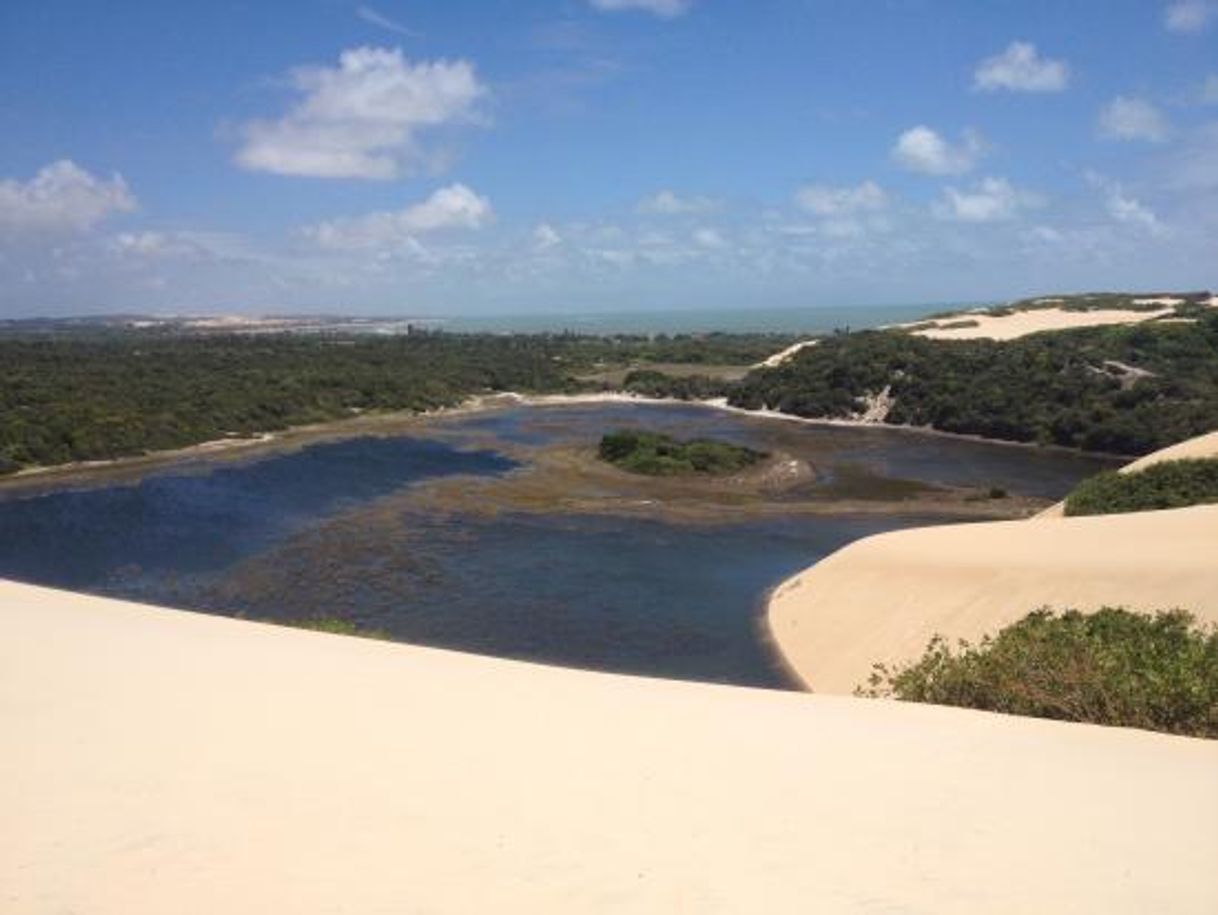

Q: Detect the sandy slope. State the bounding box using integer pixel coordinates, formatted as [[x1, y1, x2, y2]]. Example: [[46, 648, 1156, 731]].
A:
[[768, 504, 1218, 695], [907, 305, 1175, 340], [3, 581, 1216, 914]]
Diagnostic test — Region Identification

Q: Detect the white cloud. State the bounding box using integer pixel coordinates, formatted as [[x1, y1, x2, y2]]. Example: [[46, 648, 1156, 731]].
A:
[[692, 227, 726, 248], [1085, 172, 1168, 237], [1164, 0, 1215, 32], [891, 126, 984, 175], [1203, 74, 1218, 104], [533, 222, 562, 251], [235, 47, 486, 179], [794, 180, 887, 216], [302, 183, 492, 249], [973, 42, 1069, 92], [1107, 190, 1167, 235], [636, 189, 717, 215], [1098, 96, 1171, 142], [0, 160, 135, 234], [356, 6, 420, 38], [934, 177, 1040, 222], [588, 0, 691, 18]]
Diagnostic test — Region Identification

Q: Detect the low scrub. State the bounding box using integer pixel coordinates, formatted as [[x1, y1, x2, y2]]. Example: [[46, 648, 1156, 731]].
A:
[[860, 608, 1218, 739], [599, 428, 766, 476], [1064, 457, 1218, 516]]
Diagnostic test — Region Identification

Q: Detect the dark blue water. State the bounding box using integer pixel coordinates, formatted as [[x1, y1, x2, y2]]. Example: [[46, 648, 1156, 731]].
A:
[[0, 405, 1111, 689], [0, 437, 515, 589]]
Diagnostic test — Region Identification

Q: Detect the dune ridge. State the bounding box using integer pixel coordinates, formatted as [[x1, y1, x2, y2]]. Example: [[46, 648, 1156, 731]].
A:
[[3, 579, 1217, 913]]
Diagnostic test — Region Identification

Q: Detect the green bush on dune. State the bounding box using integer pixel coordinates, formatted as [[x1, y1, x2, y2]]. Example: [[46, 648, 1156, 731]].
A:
[[860, 608, 1218, 738], [1064, 458, 1218, 516], [599, 428, 767, 476]]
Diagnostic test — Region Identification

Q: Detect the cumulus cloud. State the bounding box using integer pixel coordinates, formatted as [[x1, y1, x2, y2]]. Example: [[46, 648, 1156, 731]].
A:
[[973, 42, 1069, 92], [1098, 96, 1171, 142], [0, 160, 136, 234], [934, 177, 1041, 222], [891, 126, 984, 175], [1085, 172, 1168, 236], [1164, 0, 1215, 32], [692, 227, 726, 248], [302, 183, 492, 249], [235, 47, 486, 179], [636, 189, 717, 215], [794, 180, 887, 216], [533, 222, 562, 251], [1107, 190, 1167, 235], [588, 0, 691, 17]]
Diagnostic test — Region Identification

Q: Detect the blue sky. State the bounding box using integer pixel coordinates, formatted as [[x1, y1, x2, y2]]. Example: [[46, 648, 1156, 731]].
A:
[[1, 0, 1216, 317]]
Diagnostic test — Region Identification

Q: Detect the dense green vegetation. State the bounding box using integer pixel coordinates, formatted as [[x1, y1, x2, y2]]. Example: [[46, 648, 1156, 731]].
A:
[[0, 331, 789, 474], [599, 428, 767, 476], [861, 608, 1218, 738], [1064, 458, 1218, 516], [618, 369, 731, 401], [730, 314, 1218, 455]]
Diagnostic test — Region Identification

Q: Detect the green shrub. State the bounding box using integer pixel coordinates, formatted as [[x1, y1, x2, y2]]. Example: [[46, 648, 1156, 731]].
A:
[[860, 608, 1218, 738], [282, 616, 390, 640], [1064, 457, 1218, 516], [598, 428, 766, 476]]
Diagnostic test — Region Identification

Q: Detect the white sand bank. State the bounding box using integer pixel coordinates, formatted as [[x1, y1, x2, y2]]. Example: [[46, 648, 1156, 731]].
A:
[[768, 503, 1218, 695], [755, 338, 818, 368], [907, 306, 1175, 340], [4, 580, 1217, 914]]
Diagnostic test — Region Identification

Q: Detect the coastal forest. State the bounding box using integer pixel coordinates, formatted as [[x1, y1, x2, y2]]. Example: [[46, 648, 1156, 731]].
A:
[[3, 314, 1217, 474], [730, 314, 1218, 455], [0, 331, 790, 473]]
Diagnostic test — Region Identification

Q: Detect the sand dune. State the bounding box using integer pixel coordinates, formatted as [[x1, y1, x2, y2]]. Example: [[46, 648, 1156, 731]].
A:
[[768, 504, 1218, 694], [907, 305, 1175, 340], [4, 580, 1216, 914], [770, 429, 1218, 692]]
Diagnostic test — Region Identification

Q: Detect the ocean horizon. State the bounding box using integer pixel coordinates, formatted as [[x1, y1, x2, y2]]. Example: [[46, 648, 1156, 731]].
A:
[[421, 302, 978, 336]]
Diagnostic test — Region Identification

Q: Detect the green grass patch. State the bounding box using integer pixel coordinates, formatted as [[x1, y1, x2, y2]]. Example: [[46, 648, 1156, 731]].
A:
[[860, 608, 1218, 738], [599, 428, 767, 476], [1064, 457, 1218, 516], [280, 616, 391, 640]]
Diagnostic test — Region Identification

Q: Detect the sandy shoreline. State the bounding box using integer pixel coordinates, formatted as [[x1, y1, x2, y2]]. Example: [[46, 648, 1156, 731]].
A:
[[5, 579, 1217, 913]]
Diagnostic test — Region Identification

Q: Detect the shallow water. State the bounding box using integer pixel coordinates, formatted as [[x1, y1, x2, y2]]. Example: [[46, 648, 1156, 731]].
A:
[[0, 404, 1114, 688]]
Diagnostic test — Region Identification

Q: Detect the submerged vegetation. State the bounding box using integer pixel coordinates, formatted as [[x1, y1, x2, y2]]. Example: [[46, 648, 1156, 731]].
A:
[[599, 428, 767, 476], [1064, 458, 1218, 516], [860, 608, 1218, 739], [730, 314, 1218, 455]]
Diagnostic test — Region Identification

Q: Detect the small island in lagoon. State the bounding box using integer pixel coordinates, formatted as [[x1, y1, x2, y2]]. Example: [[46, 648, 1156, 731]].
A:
[[598, 428, 767, 476]]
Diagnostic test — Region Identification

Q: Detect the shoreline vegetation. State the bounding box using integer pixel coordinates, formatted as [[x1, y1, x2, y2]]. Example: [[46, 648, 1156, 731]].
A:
[[860, 607, 1218, 739]]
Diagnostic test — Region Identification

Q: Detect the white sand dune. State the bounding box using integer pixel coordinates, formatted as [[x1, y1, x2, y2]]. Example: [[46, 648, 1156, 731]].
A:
[[768, 504, 1218, 695], [3, 580, 1217, 914], [907, 306, 1175, 340], [769, 429, 1218, 696]]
